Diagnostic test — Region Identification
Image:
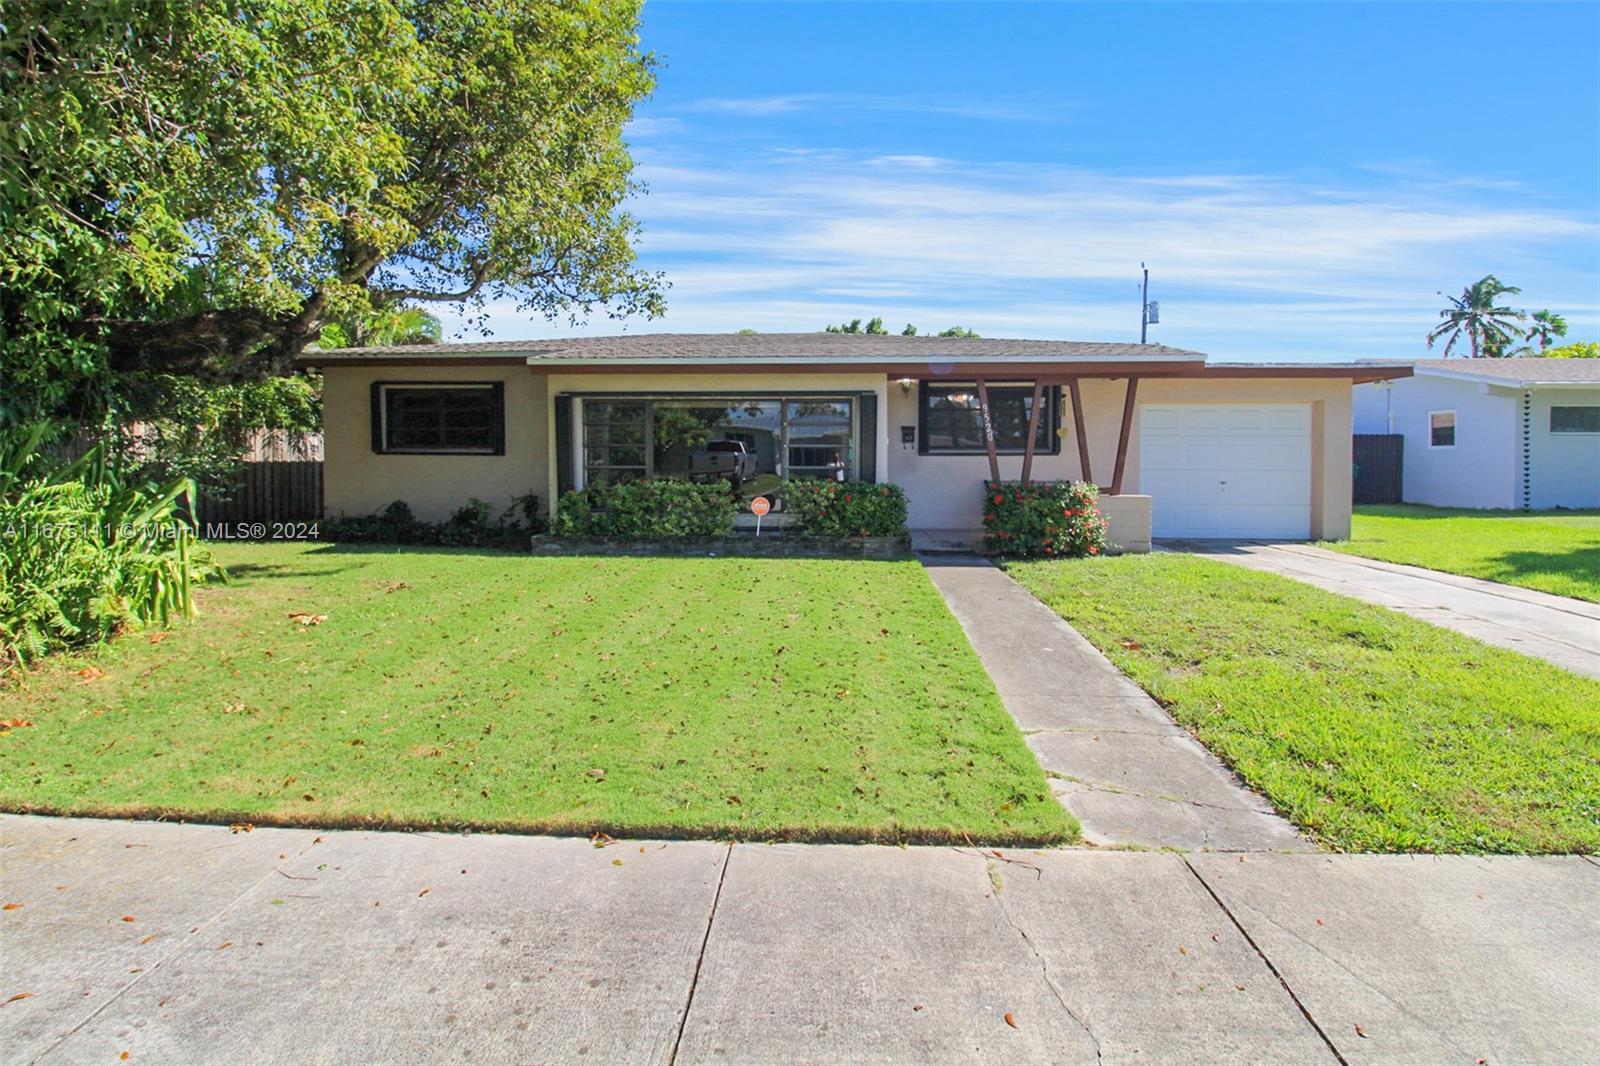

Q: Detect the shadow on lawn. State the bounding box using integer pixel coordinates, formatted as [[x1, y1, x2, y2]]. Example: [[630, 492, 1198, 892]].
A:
[[1484, 546, 1600, 597]]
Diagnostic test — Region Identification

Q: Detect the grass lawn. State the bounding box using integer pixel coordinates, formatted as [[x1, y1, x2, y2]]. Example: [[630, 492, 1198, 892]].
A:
[[1008, 554, 1600, 854], [1326, 504, 1600, 602], [0, 542, 1072, 845]]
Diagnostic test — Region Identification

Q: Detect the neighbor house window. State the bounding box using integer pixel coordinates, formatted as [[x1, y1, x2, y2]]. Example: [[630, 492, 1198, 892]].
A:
[[919, 382, 1058, 455], [1550, 406, 1600, 434], [373, 383, 504, 454], [1428, 410, 1456, 448]]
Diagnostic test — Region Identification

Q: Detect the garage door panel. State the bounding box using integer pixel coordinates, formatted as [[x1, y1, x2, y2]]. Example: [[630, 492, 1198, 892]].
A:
[[1140, 404, 1312, 539]]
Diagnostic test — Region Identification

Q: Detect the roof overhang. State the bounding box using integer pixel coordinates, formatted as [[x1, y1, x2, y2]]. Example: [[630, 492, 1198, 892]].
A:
[[1411, 366, 1598, 389]]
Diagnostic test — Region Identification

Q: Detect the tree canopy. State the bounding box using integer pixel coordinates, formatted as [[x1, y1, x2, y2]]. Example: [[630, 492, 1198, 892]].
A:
[[1425, 277, 1576, 359], [1, 0, 662, 422]]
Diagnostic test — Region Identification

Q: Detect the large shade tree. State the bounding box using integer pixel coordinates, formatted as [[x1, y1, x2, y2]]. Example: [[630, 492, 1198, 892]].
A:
[[0, 0, 662, 423]]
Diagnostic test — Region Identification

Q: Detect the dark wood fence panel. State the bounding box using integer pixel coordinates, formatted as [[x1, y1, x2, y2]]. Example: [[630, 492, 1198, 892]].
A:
[[1353, 434, 1403, 505], [190, 461, 323, 527]]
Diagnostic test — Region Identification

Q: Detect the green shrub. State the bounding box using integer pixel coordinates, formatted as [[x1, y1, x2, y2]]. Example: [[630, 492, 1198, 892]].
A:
[[784, 480, 908, 537], [323, 495, 542, 548], [982, 480, 1108, 558], [553, 479, 737, 538], [0, 424, 219, 670]]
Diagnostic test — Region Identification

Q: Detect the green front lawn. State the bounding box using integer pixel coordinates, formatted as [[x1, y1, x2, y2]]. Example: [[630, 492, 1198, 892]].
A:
[[1327, 504, 1600, 602], [1008, 554, 1600, 853], [0, 542, 1072, 845]]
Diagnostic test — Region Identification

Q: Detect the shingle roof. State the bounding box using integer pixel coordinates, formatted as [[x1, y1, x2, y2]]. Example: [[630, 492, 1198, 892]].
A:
[[300, 332, 1206, 363], [1411, 357, 1600, 386]]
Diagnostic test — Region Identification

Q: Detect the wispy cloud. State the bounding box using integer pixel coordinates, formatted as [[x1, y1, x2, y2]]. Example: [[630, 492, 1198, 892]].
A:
[[437, 147, 1599, 360], [680, 92, 1069, 122]]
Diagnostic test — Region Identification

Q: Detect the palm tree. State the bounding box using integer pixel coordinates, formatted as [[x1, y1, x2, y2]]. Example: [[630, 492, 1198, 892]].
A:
[[363, 305, 443, 346], [1426, 276, 1527, 358], [1521, 309, 1568, 354]]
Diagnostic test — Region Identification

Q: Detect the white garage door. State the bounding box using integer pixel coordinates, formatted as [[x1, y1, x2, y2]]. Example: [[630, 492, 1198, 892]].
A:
[[1140, 404, 1312, 539]]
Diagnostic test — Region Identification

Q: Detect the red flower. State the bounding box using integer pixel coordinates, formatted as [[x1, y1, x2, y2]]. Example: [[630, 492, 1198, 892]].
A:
[[993, 494, 1004, 505], [1088, 546, 1099, 555], [844, 494, 853, 502]]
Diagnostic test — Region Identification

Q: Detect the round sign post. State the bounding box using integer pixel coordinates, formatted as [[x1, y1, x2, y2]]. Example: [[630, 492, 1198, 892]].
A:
[[750, 495, 771, 536]]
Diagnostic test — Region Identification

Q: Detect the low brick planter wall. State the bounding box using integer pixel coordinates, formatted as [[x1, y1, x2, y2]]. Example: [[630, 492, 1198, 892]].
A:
[[529, 534, 911, 560]]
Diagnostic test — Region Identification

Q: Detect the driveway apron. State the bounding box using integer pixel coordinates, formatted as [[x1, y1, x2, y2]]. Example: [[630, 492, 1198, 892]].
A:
[[919, 554, 1310, 852]]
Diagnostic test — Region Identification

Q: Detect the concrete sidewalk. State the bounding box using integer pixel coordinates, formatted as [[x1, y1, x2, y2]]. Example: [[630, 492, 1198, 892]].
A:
[[3, 816, 1597, 1065], [921, 555, 1308, 851], [1178, 541, 1600, 679]]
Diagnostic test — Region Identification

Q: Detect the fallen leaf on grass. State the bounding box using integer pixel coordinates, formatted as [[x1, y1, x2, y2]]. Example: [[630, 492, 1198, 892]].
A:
[[1003, 1012, 1018, 1029], [229, 823, 254, 834], [6, 993, 33, 1004], [1120, 639, 1142, 651], [1, 719, 34, 731], [585, 768, 606, 780], [76, 667, 106, 683], [287, 612, 327, 626], [147, 632, 169, 644]]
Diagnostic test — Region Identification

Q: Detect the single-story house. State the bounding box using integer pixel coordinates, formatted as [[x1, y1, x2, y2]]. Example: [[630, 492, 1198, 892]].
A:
[[1353, 358, 1600, 510], [299, 334, 1409, 549]]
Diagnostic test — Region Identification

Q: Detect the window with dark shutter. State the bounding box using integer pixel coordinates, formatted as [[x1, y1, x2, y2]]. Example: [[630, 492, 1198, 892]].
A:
[[375, 383, 504, 454], [919, 382, 1056, 455]]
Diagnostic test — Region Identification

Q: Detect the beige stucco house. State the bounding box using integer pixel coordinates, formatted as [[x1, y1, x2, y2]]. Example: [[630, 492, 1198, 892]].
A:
[[300, 333, 1409, 550]]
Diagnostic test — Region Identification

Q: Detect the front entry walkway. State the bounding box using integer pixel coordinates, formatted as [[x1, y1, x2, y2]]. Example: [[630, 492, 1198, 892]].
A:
[[920, 555, 1309, 851], [1174, 542, 1600, 680]]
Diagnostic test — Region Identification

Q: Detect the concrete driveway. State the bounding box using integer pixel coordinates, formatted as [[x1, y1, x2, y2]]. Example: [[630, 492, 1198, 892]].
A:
[[4, 815, 1598, 1065], [1176, 542, 1600, 679]]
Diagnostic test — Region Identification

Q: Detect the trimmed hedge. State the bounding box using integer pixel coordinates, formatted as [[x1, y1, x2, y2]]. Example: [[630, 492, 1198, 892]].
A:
[[324, 497, 542, 548], [982, 480, 1108, 558], [784, 481, 909, 537], [553, 478, 736, 538]]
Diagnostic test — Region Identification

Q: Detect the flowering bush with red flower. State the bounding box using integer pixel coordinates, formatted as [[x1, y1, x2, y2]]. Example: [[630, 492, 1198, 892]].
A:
[[981, 480, 1109, 558], [784, 480, 908, 537]]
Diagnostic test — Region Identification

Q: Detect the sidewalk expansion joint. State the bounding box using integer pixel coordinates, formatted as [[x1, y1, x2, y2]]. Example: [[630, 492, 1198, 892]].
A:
[[667, 841, 732, 1066], [1060, 777, 1270, 816], [1180, 858, 1347, 1066]]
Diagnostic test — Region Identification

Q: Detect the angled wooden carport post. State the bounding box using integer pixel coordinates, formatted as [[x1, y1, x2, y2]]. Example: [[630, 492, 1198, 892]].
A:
[[1019, 380, 1044, 484], [1109, 376, 1140, 496], [973, 377, 1002, 485], [1066, 378, 1093, 486]]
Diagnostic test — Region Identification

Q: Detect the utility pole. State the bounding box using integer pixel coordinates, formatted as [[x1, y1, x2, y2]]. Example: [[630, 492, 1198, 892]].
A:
[[1140, 263, 1149, 344]]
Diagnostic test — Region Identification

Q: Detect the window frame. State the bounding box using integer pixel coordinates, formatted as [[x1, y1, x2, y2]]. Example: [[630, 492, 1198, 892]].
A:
[[1549, 405, 1600, 435], [371, 381, 506, 456], [1426, 409, 1457, 450], [917, 381, 1061, 457]]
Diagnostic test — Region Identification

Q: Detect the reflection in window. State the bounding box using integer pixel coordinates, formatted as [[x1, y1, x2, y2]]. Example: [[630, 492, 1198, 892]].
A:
[[1428, 410, 1456, 448], [578, 396, 856, 485]]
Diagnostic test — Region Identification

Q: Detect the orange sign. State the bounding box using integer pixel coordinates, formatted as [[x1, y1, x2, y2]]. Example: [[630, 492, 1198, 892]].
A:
[[749, 496, 771, 517]]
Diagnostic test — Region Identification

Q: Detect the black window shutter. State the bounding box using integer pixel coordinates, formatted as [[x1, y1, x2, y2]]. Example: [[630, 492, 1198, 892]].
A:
[[554, 395, 574, 496], [370, 383, 385, 452], [489, 382, 506, 456], [858, 393, 878, 482], [916, 381, 929, 456], [1050, 385, 1063, 455]]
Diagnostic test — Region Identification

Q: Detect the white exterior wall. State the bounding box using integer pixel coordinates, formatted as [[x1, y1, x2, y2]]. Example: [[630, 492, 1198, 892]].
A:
[[1527, 387, 1600, 509], [1352, 382, 1395, 434], [1373, 376, 1518, 509]]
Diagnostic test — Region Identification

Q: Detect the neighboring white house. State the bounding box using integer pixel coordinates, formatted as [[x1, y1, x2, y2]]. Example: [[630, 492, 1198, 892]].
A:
[[1353, 358, 1600, 510]]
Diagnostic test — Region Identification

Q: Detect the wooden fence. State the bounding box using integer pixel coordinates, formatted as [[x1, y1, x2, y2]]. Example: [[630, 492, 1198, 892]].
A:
[[188, 461, 324, 528], [1353, 434, 1403, 505]]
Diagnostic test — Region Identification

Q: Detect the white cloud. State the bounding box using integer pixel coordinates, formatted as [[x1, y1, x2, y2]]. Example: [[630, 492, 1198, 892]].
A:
[[436, 148, 1599, 361]]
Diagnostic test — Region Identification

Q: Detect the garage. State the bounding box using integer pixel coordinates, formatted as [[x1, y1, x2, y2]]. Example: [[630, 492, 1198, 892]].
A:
[[1139, 404, 1312, 539]]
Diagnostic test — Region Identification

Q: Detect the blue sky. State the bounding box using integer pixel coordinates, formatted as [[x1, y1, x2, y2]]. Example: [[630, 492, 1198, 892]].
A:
[[441, 1, 1600, 362]]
